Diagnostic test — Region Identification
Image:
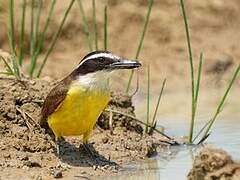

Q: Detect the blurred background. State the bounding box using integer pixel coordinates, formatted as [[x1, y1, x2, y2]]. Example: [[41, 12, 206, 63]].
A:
[[0, 2, 240, 178], [0, 0, 240, 93]]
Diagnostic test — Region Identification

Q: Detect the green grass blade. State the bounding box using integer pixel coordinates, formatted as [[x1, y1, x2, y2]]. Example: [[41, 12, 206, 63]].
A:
[[29, 0, 56, 76], [151, 78, 166, 126], [8, 0, 16, 55], [0, 56, 14, 75], [194, 53, 203, 103], [12, 55, 20, 79], [190, 53, 203, 142], [145, 64, 151, 133], [30, 0, 35, 60], [126, 0, 154, 93], [37, 0, 75, 77], [77, 0, 92, 51], [1, 54, 20, 79], [92, 0, 98, 50], [180, 0, 195, 143], [198, 64, 240, 143], [192, 117, 212, 142], [19, 0, 26, 66], [29, 0, 43, 77], [0, 71, 13, 75], [36, 0, 56, 53], [104, 6, 108, 51], [34, 0, 42, 48]]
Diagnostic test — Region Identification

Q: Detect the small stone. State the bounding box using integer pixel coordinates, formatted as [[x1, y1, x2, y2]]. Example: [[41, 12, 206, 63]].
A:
[[80, 170, 86, 174], [3, 153, 10, 159], [146, 143, 158, 158], [19, 154, 29, 161], [53, 170, 62, 178], [24, 160, 41, 167], [102, 137, 109, 144]]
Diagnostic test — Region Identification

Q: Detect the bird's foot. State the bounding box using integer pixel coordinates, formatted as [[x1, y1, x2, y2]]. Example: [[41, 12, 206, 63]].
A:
[[80, 143, 118, 170], [81, 143, 98, 162]]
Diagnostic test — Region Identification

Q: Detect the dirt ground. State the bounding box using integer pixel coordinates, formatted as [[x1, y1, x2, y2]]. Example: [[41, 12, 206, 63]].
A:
[[188, 147, 240, 180], [0, 77, 172, 179], [0, 0, 240, 179]]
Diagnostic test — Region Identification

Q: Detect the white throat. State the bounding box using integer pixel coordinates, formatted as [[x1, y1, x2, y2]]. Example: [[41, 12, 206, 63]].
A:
[[73, 71, 110, 91]]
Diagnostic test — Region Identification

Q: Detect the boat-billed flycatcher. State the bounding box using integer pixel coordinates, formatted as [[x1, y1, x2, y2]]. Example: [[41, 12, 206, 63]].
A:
[[40, 51, 141, 156]]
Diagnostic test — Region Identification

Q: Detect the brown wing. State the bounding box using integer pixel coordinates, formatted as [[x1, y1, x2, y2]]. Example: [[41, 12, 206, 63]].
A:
[[40, 76, 72, 126]]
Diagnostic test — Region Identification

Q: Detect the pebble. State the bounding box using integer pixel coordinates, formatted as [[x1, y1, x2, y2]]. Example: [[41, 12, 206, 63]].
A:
[[53, 170, 63, 178], [102, 137, 109, 144], [24, 160, 41, 167]]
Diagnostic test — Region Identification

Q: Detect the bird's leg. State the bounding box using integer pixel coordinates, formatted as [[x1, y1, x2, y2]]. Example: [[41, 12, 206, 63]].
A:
[[56, 137, 65, 156], [56, 139, 61, 156], [82, 132, 97, 159], [81, 132, 102, 166]]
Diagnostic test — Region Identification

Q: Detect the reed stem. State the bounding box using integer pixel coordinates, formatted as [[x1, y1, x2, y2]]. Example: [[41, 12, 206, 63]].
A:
[[198, 64, 240, 143], [104, 6, 108, 50], [151, 79, 166, 126], [145, 64, 151, 133], [77, 0, 93, 51], [126, 0, 154, 93], [92, 0, 98, 50], [37, 0, 75, 77], [180, 0, 195, 143], [19, 0, 26, 66]]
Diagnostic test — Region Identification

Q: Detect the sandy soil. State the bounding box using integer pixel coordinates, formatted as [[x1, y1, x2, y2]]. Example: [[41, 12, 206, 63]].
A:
[[188, 147, 240, 180], [0, 77, 171, 179]]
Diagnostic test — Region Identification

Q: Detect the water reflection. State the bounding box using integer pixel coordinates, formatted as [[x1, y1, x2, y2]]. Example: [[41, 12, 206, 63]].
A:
[[107, 89, 240, 180]]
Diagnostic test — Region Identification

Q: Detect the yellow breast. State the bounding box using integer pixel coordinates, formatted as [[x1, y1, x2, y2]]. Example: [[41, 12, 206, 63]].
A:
[[48, 84, 110, 139]]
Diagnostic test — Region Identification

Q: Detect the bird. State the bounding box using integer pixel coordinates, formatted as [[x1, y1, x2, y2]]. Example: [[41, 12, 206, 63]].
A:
[[40, 50, 141, 157]]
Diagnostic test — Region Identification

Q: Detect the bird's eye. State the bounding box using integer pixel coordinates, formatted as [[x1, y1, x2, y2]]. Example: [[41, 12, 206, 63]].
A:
[[98, 57, 105, 63]]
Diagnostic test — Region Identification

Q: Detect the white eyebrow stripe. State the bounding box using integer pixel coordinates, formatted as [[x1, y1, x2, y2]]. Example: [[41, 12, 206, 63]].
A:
[[75, 52, 121, 69], [83, 53, 118, 61]]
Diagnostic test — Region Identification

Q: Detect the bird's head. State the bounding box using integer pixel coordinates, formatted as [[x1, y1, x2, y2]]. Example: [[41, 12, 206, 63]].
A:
[[72, 51, 141, 76]]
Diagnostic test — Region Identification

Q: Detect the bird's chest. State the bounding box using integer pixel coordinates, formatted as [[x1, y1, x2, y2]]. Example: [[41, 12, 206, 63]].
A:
[[47, 74, 110, 136], [67, 85, 110, 115]]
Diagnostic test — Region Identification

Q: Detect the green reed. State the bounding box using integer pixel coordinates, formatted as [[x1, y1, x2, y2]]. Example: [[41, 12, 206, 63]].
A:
[[145, 65, 166, 134], [29, 0, 56, 77], [8, 0, 15, 55], [37, 0, 75, 77], [145, 65, 151, 133], [3, 0, 74, 78], [196, 65, 240, 144], [104, 6, 108, 51], [18, 0, 26, 66], [92, 0, 98, 50], [180, 0, 240, 144], [126, 0, 154, 93], [180, 0, 204, 143], [77, 0, 93, 51], [151, 79, 166, 128]]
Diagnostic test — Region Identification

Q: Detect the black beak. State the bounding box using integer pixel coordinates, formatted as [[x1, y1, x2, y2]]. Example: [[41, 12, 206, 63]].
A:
[[110, 59, 141, 70]]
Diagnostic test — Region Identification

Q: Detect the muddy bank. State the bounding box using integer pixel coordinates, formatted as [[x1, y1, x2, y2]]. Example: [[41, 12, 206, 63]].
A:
[[188, 147, 240, 180], [0, 76, 170, 179]]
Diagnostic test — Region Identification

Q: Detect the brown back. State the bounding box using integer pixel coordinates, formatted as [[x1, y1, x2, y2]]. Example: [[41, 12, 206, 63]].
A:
[[40, 75, 73, 126]]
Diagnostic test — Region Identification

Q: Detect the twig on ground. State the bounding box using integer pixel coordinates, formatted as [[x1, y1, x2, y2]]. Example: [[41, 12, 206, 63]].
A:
[[16, 107, 33, 131], [109, 110, 113, 135], [104, 108, 179, 145]]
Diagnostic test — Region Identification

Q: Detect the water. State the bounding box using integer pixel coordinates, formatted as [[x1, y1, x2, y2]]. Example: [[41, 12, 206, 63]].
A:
[[109, 88, 240, 180]]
